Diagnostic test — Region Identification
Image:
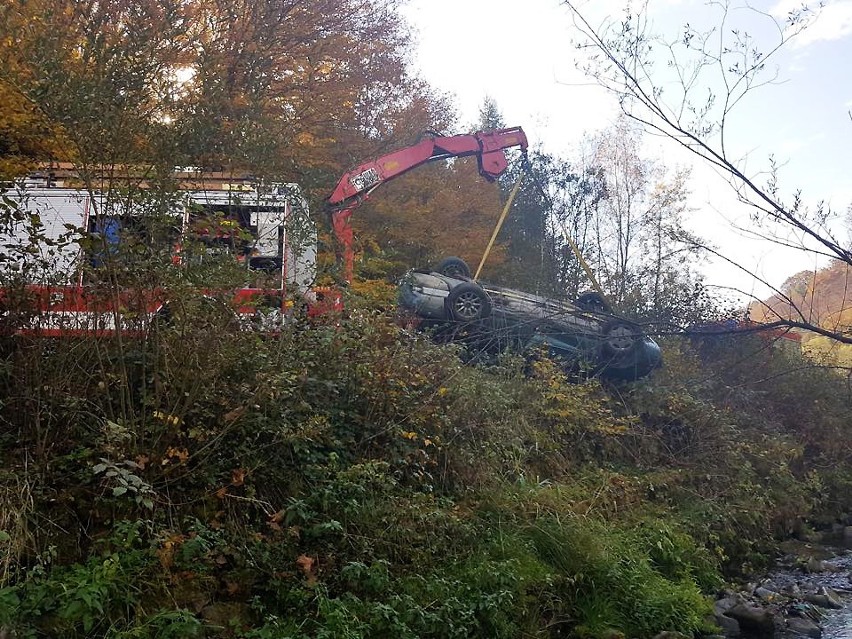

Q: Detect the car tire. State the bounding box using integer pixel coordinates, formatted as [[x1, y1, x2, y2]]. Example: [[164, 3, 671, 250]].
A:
[[434, 256, 472, 279], [446, 282, 491, 322], [601, 320, 639, 357], [575, 291, 611, 313]]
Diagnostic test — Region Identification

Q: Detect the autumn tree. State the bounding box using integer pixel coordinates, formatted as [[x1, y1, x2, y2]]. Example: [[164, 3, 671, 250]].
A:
[[0, 79, 68, 178], [0, 0, 465, 282], [181, 0, 436, 182], [339, 95, 539, 279], [1, 0, 537, 283], [0, 0, 197, 177], [563, 0, 852, 345], [323, 85, 470, 278], [0, 0, 429, 182], [582, 119, 707, 323], [351, 143, 507, 278]]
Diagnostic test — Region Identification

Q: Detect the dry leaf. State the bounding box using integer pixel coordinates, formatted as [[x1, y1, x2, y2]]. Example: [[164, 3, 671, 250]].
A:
[[223, 407, 246, 423], [231, 468, 246, 486], [296, 554, 318, 586], [295, 554, 314, 573]]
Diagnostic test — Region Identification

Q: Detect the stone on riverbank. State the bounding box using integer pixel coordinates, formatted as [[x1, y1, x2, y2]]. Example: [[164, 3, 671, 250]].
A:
[[714, 613, 742, 637], [727, 604, 776, 638], [785, 617, 821, 638], [805, 558, 827, 574], [802, 588, 843, 609]]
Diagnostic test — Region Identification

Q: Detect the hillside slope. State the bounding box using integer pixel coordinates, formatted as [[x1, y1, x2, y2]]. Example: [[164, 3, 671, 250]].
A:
[[748, 260, 852, 365], [2, 286, 852, 638]]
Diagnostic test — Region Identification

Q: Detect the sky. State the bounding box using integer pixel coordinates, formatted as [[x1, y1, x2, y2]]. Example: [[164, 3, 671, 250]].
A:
[[399, 0, 852, 302]]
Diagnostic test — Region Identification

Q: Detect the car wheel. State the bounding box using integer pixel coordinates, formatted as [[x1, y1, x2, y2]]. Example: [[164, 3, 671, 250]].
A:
[[601, 320, 639, 356], [446, 282, 491, 322], [575, 291, 611, 313], [434, 256, 471, 279]]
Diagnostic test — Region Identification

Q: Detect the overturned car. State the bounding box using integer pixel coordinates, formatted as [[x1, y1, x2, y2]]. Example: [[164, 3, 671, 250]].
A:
[[398, 258, 662, 381]]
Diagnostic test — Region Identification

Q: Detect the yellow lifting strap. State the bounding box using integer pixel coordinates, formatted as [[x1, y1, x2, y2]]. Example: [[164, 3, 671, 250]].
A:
[[474, 174, 524, 281], [558, 219, 605, 297], [475, 168, 607, 303]]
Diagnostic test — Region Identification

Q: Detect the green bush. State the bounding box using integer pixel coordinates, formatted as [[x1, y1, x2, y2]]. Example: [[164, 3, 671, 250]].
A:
[[2, 280, 851, 636]]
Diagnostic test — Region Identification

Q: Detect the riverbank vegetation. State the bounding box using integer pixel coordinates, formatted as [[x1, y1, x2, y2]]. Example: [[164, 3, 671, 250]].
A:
[[1, 288, 851, 637], [3, 0, 852, 636]]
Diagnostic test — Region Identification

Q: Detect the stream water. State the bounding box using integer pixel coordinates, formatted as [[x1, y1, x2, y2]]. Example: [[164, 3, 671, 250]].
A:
[[770, 545, 852, 639], [823, 607, 852, 639], [807, 549, 852, 639]]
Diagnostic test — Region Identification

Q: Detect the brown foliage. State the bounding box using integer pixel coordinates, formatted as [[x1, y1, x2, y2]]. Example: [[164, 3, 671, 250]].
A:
[[354, 157, 508, 272], [0, 0, 431, 176], [749, 260, 852, 363], [0, 79, 68, 177]]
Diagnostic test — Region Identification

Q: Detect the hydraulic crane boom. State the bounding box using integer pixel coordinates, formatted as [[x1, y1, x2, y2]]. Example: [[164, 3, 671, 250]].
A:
[[326, 127, 528, 282]]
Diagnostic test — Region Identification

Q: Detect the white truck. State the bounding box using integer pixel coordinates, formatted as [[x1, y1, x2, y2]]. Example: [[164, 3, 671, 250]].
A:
[[0, 177, 331, 335]]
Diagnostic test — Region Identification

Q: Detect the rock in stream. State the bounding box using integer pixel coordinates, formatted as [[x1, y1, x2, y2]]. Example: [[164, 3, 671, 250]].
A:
[[710, 540, 852, 639]]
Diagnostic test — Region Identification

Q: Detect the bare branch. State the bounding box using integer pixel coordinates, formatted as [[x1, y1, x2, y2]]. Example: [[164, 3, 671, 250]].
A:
[[563, 0, 852, 346]]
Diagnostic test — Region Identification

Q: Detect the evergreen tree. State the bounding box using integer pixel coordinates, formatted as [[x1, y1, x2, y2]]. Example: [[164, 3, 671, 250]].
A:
[[477, 95, 505, 131]]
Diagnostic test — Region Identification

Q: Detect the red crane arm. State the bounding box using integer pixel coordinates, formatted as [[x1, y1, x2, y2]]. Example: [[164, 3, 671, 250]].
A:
[[326, 127, 528, 282]]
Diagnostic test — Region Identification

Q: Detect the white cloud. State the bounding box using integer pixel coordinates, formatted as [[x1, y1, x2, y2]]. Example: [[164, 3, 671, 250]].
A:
[[775, 132, 827, 156], [769, 0, 813, 15], [771, 0, 852, 47]]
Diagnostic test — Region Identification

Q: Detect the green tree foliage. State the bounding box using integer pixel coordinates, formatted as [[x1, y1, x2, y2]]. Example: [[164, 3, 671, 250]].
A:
[[470, 100, 710, 329], [472, 98, 598, 297], [487, 148, 609, 299], [477, 95, 505, 131]]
